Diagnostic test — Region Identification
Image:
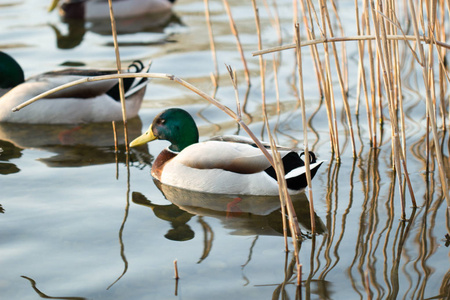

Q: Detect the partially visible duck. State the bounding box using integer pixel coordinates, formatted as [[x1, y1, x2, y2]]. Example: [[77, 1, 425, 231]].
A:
[[130, 108, 323, 195], [48, 0, 176, 19], [0, 51, 151, 124]]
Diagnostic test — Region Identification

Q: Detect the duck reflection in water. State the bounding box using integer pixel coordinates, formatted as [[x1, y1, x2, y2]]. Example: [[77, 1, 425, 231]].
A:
[[133, 182, 326, 259], [132, 191, 195, 241], [0, 139, 22, 175], [0, 117, 151, 169]]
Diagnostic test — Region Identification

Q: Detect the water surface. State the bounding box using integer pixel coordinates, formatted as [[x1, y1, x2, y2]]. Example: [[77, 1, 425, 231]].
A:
[[1, 0, 449, 299]]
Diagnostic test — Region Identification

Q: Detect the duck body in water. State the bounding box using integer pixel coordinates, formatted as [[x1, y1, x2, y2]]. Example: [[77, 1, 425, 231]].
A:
[[130, 108, 324, 195], [0, 52, 151, 124]]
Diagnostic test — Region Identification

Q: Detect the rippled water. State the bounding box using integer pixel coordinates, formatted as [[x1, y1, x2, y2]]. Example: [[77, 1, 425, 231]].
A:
[[1, 0, 449, 299]]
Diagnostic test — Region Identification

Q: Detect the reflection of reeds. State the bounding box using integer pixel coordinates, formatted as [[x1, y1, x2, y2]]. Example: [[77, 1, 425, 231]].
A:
[[294, 23, 317, 235], [21, 276, 86, 300], [107, 152, 131, 290]]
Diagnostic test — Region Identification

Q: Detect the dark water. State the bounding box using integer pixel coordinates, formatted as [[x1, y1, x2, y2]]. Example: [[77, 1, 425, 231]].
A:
[[1, 0, 449, 299]]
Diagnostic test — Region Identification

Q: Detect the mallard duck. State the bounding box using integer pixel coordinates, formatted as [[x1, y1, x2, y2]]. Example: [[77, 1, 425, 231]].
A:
[[0, 51, 151, 124], [130, 108, 323, 195], [48, 0, 176, 19]]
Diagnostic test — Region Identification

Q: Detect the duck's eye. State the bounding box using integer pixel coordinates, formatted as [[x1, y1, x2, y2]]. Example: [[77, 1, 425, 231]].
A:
[[157, 118, 165, 125]]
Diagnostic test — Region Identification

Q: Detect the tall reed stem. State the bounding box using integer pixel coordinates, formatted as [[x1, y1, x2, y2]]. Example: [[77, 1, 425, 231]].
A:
[[107, 0, 129, 152]]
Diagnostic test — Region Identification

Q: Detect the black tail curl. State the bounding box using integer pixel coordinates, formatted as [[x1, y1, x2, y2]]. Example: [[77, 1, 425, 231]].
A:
[[300, 151, 317, 164], [108, 60, 147, 101], [128, 60, 145, 73], [264, 151, 321, 191]]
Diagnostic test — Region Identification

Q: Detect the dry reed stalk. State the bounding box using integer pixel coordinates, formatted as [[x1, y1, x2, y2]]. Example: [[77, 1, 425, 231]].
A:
[[295, 23, 316, 234], [251, 49, 303, 251], [433, 21, 450, 129], [370, 0, 410, 216], [270, 56, 289, 250], [387, 2, 417, 208], [329, 0, 349, 92], [267, 129, 303, 260], [273, 56, 281, 114], [426, 1, 437, 177], [107, 0, 129, 152], [297, 263, 302, 288], [321, 0, 356, 157], [251, 34, 450, 56], [203, 0, 219, 88], [292, 0, 298, 26], [378, 3, 418, 207], [298, 0, 325, 99], [354, 2, 364, 115], [251, 0, 267, 115], [438, 0, 448, 129], [225, 65, 241, 117], [302, 0, 339, 154], [317, 0, 341, 160], [355, 59, 362, 115], [297, 0, 338, 157], [297, 0, 332, 148], [258, 0, 304, 265], [354, 0, 375, 147], [407, 0, 450, 206], [251, 0, 296, 252], [363, 0, 378, 148], [174, 259, 179, 279], [376, 46, 383, 129], [222, 0, 251, 86]]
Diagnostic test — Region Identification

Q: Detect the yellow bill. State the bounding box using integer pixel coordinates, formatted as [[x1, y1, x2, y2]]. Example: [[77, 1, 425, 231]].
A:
[[130, 125, 157, 147], [48, 0, 59, 12]]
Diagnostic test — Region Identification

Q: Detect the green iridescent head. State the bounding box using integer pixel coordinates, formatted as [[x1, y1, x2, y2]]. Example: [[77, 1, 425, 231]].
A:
[[130, 108, 199, 152], [0, 51, 25, 89]]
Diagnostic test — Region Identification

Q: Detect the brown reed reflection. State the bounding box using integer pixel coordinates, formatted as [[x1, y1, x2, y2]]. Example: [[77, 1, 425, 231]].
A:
[[257, 242, 333, 300], [107, 154, 131, 290], [302, 132, 449, 299], [21, 276, 86, 300]]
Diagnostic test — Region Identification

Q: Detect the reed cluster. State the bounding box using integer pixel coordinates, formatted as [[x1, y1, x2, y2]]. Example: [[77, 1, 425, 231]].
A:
[[254, 0, 449, 214]]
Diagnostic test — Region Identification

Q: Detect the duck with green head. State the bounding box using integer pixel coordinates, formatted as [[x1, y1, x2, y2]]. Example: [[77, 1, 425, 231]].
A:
[[130, 108, 323, 195], [0, 51, 151, 124]]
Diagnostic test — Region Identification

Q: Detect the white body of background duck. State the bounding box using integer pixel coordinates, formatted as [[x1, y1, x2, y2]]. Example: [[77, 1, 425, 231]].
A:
[[49, 0, 176, 19], [0, 52, 151, 124]]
